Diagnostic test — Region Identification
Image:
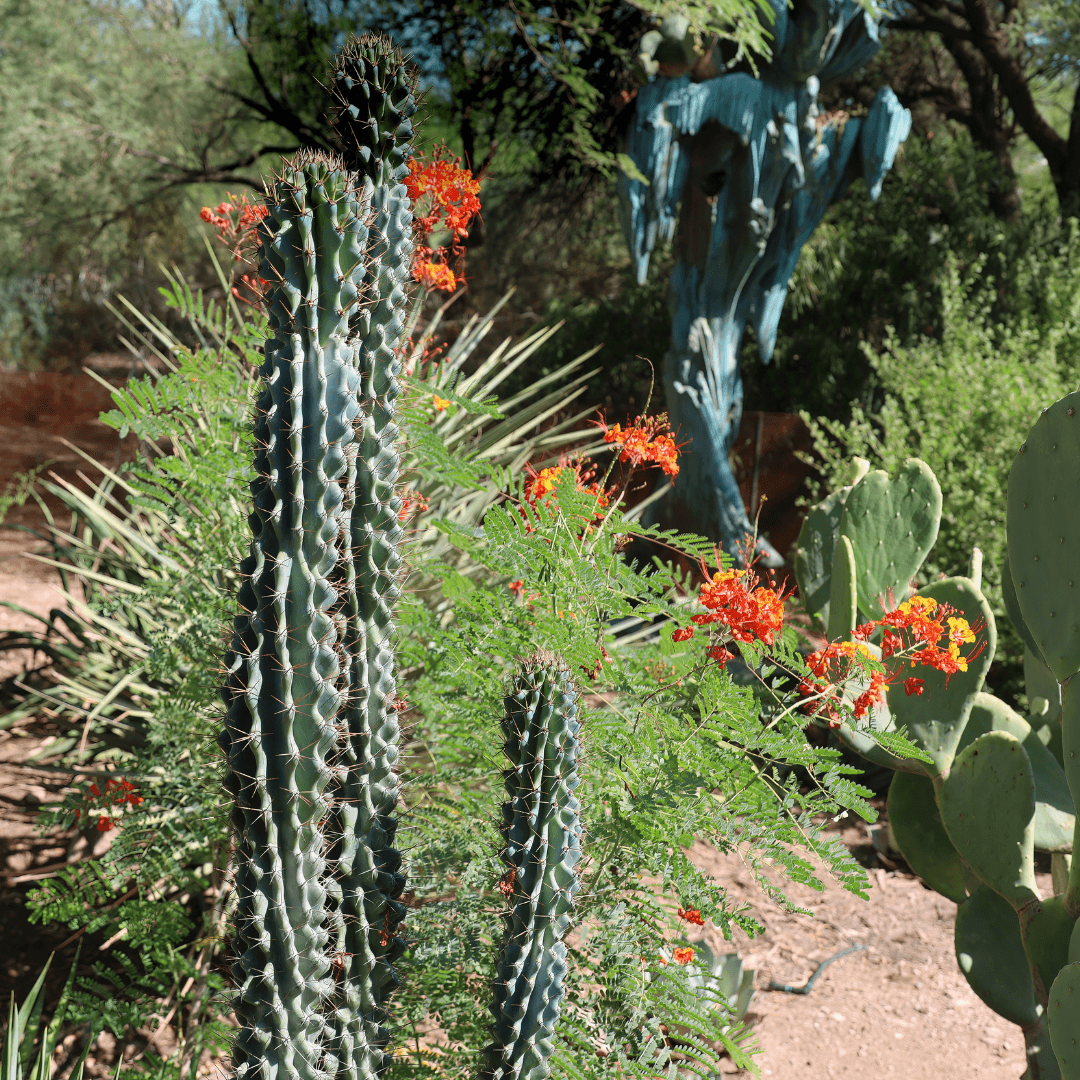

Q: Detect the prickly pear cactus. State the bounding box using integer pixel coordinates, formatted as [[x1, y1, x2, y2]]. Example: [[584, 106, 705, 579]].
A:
[[837, 458, 942, 621], [792, 457, 868, 631], [801, 440, 1080, 1077], [1049, 962, 1080, 1078], [482, 654, 584, 1080]]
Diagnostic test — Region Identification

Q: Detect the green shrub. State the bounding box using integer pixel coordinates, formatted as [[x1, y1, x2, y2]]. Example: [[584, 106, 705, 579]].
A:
[[0, 263, 891, 1077], [800, 222, 1080, 703], [744, 132, 1069, 420]]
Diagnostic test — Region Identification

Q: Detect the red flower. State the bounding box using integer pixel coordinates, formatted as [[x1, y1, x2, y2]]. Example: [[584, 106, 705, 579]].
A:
[[596, 412, 683, 478], [508, 579, 524, 597], [677, 908, 705, 926], [673, 947, 695, 965], [671, 627, 694, 642], [692, 568, 786, 646], [904, 677, 925, 696], [405, 144, 482, 292]]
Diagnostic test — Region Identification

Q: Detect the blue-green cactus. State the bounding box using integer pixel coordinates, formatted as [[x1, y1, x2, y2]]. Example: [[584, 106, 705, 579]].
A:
[[483, 654, 584, 1080], [221, 149, 376, 1080]]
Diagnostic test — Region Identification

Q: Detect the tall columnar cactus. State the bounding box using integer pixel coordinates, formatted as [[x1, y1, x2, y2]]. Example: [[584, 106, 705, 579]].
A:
[[220, 149, 383, 1080], [219, 43, 585, 1080], [483, 655, 584, 1080], [326, 33, 419, 192], [795, 453, 1077, 1077]]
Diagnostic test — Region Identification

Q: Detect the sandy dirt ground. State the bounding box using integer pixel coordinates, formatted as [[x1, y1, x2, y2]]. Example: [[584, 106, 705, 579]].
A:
[[0, 365, 1028, 1079]]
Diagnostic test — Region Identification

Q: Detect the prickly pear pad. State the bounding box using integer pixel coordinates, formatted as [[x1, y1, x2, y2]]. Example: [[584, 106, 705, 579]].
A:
[[1007, 390, 1080, 682], [1048, 962, 1080, 1078], [826, 534, 858, 642], [793, 485, 849, 630], [1002, 548, 1047, 667], [887, 771, 965, 902], [957, 693, 1074, 855], [955, 885, 1041, 1027], [940, 732, 1038, 910], [838, 459, 942, 621], [1020, 896, 1076, 1005]]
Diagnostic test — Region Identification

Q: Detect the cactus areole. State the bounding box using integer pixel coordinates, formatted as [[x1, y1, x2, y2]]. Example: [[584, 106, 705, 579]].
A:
[[619, 0, 911, 565]]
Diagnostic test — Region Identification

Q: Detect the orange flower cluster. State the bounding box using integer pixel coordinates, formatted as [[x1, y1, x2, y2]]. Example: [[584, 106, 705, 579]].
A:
[[800, 595, 984, 727], [597, 413, 682, 478], [74, 776, 143, 832], [677, 908, 705, 926], [678, 568, 786, 646], [852, 595, 982, 677], [199, 193, 270, 306], [523, 460, 609, 515], [398, 490, 430, 523], [433, 395, 451, 412], [199, 193, 268, 264], [799, 640, 887, 724], [405, 144, 482, 293], [673, 947, 695, 965]]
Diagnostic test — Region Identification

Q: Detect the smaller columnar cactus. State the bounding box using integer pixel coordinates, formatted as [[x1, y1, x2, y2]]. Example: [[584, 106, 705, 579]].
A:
[[483, 654, 584, 1080]]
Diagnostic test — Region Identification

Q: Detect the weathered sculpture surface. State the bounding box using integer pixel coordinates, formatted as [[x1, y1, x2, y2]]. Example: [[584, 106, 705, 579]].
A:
[[619, 0, 912, 564]]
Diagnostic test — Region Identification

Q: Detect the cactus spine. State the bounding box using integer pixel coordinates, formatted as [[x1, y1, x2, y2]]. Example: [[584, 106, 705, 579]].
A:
[[484, 655, 584, 1080]]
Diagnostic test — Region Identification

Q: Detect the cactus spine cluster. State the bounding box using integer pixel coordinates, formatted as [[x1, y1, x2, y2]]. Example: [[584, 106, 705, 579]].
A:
[[219, 34, 585, 1080]]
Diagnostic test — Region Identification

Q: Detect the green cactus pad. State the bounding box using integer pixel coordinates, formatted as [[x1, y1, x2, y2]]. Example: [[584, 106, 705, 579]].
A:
[[940, 731, 1039, 910], [1061, 679, 1080, 851], [884, 576, 995, 777], [1007, 391, 1080, 682], [1003, 548, 1048, 666], [887, 771, 965, 902], [826, 535, 858, 642], [1070, 911, 1080, 964], [1021, 896, 1077, 1005], [1027, 646, 1066, 767], [1049, 962, 1080, 1078], [793, 486, 850, 631], [955, 885, 1040, 1027], [838, 458, 942, 620], [957, 693, 1074, 854]]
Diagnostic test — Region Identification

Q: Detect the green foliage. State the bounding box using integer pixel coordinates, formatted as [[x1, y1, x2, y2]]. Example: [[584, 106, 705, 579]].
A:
[[0, 0, 259, 365], [796, 450, 1080, 1078], [2, 953, 96, 1080], [744, 133, 1074, 419], [799, 216, 1080, 702], [1, 229, 888, 1080]]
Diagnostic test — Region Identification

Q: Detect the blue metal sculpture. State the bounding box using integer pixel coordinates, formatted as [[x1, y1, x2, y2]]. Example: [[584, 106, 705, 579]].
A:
[[619, 1, 912, 565]]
